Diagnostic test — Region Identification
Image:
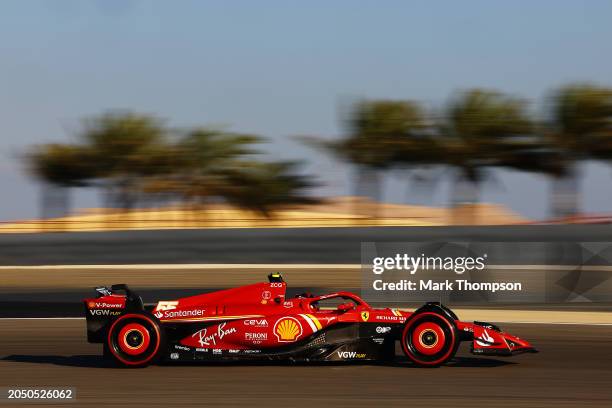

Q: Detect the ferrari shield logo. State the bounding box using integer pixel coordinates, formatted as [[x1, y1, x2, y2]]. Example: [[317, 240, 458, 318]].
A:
[[361, 311, 369, 322]]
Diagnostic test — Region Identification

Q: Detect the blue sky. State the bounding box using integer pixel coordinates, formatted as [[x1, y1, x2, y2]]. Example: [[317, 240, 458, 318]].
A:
[[1, 0, 612, 220]]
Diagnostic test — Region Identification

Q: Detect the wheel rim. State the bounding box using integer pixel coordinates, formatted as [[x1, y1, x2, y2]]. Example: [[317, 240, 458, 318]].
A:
[[412, 322, 445, 355], [107, 314, 161, 366], [118, 323, 151, 356], [401, 312, 456, 366]]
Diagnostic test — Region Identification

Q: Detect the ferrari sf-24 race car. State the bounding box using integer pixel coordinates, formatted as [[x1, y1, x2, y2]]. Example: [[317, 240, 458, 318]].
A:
[[84, 273, 536, 367]]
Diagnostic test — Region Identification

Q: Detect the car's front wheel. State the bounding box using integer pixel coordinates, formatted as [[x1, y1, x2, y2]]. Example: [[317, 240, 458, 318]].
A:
[[401, 311, 458, 367], [106, 312, 164, 368]]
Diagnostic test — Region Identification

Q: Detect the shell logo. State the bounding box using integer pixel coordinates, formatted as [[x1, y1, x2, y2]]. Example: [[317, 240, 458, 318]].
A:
[[273, 317, 303, 342]]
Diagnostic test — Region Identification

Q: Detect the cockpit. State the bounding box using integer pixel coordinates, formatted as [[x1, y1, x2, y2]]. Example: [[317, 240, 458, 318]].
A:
[[267, 273, 369, 313], [298, 292, 368, 313]]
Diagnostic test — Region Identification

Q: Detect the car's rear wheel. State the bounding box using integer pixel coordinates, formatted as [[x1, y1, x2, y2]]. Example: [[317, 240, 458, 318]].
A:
[[401, 311, 458, 367], [106, 312, 164, 368]]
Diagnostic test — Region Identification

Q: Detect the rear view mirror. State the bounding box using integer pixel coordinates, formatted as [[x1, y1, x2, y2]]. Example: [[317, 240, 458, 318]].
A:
[[336, 302, 355, 313]]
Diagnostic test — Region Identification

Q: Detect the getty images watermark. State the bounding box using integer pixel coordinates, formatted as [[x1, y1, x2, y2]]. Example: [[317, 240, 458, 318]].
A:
[[361, 241, 612, 304], [360, 242, 544, 305], [370, 252, 522, 292]]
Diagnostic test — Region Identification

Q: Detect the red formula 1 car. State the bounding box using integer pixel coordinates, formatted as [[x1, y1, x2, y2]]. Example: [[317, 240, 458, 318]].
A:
[[84, 273, 536, 367]]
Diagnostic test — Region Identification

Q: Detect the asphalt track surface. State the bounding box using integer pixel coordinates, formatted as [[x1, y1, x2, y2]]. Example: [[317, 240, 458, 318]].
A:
[[1, 320, 611, 407]]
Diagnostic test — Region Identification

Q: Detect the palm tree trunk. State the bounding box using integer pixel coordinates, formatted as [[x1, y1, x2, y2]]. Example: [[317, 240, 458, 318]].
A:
[[450, 171, 480, 225], [39, 183, 53, 232], [40, 183, 71, 231], [100, 183, 116, 231], [40, 183, 52, 221], [354, 166, 382, 220], [550, 163, 581, 220]]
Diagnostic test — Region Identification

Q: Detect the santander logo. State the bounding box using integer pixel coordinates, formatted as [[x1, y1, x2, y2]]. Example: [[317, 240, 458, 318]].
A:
[[156, 309, 205, 320]]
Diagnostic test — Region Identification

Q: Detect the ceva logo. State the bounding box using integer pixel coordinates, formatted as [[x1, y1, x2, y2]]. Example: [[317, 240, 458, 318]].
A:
[[243, 319, 268, 327]]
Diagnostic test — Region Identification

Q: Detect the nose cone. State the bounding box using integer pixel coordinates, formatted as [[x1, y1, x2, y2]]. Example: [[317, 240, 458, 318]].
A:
[[503, 332, 538, 354]]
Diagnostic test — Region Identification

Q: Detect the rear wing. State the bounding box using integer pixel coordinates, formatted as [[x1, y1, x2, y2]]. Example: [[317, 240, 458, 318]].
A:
[[84, 284, 144, 343], [101, 284, 144, 309]]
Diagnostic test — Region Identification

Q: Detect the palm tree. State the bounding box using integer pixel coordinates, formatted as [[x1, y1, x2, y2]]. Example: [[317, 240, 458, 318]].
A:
[[437, 89, 533, 222], [300, 100, 431, 219], [547, 83, 612, 218], [169, 128, 261, 205], [213, 160, 317, 217], [25, 114, 317, 228], [151, 128, 315, 218], [26, 143, 97, 220], [78, 112, 169, 210], [343, 100, 430, 202]]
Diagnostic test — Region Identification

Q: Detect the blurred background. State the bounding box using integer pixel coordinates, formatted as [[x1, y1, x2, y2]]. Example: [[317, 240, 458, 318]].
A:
[[1, 1, 612, 231], [0, 0, 611, 306]]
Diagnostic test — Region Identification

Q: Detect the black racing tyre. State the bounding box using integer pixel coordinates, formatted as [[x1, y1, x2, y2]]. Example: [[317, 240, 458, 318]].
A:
[[401, 311, 458, 367], [106, 312, 165, 368]]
